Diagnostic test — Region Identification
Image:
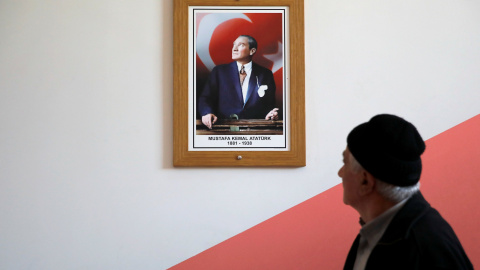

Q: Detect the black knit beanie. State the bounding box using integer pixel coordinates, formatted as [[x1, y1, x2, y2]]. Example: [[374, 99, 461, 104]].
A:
[[347, 114, 426, 187]]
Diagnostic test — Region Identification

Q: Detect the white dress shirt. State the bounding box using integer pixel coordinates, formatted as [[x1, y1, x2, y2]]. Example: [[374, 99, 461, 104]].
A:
[[237, 61, 252, 104], [353, 198, 409, 270]]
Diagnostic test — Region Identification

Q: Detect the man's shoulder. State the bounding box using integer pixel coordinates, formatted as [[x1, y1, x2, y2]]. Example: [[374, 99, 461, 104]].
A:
[[409, 206, 453, 236], [384, 193, 455, 244], [252, 62, 273, 73], [404, 200, 467, 252], [213, 62, 236, 71], [408, 208, 472, 268], [400, 194, 455, 240]]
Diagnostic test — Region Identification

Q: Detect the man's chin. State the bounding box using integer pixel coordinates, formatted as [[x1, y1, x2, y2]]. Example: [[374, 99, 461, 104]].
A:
[[232, 57, 248, 62]]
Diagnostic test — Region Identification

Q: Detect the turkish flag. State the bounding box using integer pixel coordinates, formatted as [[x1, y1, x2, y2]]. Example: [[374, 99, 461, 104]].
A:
[[195, 12, 284, 118]]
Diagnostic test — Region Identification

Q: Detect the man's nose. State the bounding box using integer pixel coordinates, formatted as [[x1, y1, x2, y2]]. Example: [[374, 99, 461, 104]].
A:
[[338, 166, 344, 177]]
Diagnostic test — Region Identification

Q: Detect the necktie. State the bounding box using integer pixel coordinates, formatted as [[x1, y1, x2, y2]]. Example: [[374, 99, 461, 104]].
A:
[[239, 65, 246, 86]]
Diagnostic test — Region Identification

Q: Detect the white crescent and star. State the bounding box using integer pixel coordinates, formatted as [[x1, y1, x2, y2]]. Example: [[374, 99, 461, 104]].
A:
[[263, 41, 283, 73]]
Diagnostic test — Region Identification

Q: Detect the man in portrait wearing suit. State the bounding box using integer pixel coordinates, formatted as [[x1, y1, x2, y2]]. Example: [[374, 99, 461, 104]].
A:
[[198, 35, 279, 129]]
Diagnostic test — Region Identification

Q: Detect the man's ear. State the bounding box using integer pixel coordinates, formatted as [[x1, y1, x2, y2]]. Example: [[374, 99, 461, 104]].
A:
[[359, 171, 376, 196], [250, 48, 256, 55]]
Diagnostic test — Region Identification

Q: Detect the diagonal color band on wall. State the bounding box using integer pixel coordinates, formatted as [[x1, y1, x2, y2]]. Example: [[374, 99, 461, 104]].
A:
[[170, 114, 480, 270]]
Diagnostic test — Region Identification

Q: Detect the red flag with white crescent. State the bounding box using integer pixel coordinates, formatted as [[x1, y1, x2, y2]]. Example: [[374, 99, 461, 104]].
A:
[[195, 12, 284, 117]]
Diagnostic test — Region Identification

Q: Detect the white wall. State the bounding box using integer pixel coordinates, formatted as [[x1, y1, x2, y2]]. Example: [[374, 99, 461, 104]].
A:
[[1, 0, 479, 269]]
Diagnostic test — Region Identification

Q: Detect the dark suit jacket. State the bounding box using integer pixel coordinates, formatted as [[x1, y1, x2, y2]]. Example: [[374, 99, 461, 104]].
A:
[[198, 61, 276, 119], [344, 192, 473, 270]]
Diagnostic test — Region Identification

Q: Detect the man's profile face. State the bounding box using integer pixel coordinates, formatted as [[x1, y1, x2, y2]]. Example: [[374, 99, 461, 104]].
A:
[[338, 147, 364, 206], [232, 36, 256, 64]]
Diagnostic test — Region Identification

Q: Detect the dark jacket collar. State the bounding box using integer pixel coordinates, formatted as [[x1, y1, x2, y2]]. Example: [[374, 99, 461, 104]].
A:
[[377, 192, 431, 244]]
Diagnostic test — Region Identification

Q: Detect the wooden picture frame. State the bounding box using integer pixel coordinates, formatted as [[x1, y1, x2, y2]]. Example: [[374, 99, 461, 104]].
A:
[[173, 0, 305, 167]]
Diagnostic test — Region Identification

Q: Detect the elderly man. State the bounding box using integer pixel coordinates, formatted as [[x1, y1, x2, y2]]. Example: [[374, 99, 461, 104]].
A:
[[339, 114, 472, 270], [198, 35, 279, 129]]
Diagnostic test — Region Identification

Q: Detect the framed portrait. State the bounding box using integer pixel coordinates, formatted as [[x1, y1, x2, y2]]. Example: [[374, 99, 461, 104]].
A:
[[173, 0, 305, 167]]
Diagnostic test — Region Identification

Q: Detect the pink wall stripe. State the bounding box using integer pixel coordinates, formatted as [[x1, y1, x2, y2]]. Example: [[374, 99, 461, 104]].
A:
[[170, 114, 480, 269]]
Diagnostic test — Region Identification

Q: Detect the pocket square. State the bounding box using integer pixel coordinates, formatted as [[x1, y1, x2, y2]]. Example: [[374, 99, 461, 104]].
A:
[[258, 85, 268, 97]]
